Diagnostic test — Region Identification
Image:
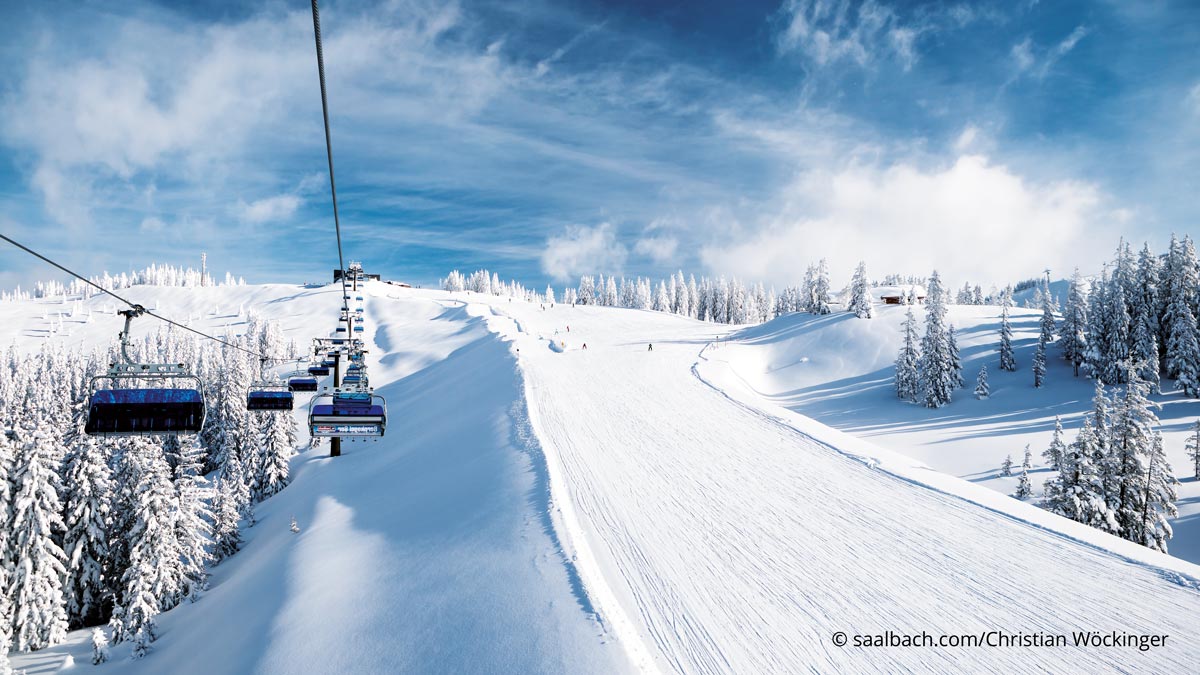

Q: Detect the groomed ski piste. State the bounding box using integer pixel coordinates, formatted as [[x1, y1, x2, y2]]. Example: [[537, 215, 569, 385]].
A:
[[9, 279, 1200, 674]]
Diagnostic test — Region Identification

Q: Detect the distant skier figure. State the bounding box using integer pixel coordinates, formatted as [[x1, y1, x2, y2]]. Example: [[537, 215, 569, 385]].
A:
[[582, 343, 588, 350], [567, 325, 570, 332], [648, 344, 653, 351]]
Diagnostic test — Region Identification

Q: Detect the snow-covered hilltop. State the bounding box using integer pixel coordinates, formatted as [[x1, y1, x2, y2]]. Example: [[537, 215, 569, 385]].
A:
[[5, 277, 1200, 674]]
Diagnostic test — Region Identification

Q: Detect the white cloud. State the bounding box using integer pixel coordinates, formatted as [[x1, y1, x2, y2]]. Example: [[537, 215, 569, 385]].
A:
[[701, 155, 1118, 288], [237, 194, 302, 224], [541, 222, 628, 281], [1011, 38, 1035, 72], [953, 125, 979, 152], [634, 236, 678, 263], [774, 0, 988, 70], [1011, 26, 1089, 80]]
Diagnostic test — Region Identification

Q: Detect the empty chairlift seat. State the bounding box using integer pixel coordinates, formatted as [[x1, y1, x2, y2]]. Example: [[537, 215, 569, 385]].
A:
[[85, 388, 205, 436], [308, 365, 330, 376], [247, 387, 294, 411], [309, 390, 387, 437], [288, 377, 319, 392]]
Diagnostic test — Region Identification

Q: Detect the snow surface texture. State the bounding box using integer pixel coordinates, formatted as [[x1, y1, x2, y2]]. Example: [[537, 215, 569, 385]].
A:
[[8, 282, 1200, 673], [712, 305, 1200, 565]]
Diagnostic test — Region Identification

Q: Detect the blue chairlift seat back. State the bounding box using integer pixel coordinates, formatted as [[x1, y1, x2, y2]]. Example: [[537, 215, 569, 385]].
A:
[[308, 365, 330, 376], [247, 388, 294, 411], [288, 377, 319, 392], [85, 387, 204, 436]]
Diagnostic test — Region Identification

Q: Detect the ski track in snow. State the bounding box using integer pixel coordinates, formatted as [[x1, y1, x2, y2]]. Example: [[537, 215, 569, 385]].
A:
[[470, 296, 1200, 674]]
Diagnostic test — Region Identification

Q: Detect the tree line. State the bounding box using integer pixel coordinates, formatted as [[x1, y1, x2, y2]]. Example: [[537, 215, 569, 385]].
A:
[[0, 310, 296, 666]]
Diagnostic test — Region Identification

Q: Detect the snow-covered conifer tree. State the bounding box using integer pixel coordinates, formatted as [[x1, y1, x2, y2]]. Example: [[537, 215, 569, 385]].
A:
[[61, 428, 111, 629], [1000, 454, 1013, 477], [948, 324, 963, 389], [109, 437, 183, 646], [999, 298, 1017, 373], [174, 441, 211, 601], [894, 307, 920, 403], [1014, 465, 1032, 499], [1033, 279, 1055, 388], [545, 285, 555, 305], [90, 627, 109, 664], [8, 430, 69, 651], [1108, 363, 1177, 552], [653, 281, 670, 313], [257, 411, 296, 500], [210, 469, 243, 564], [974, 365, 989, 399], [1043, 416, 1065, 471], [848, 261, 872, 319], [1059, 269, 1088, 376], [918, 271, 954, 408], [1187, 419, 1200, 480], [811, 259, 832, 315]]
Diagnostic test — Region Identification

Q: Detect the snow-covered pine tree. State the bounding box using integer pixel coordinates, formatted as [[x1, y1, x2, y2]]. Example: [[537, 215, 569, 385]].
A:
[[1059, 268, 1088, 376], [109, 436, 184, 646], [544, 285, 555, 305], [1000, 453, 1013, 477], [918, 271, 954, 408], [8, 430, 69, 652], [1165, 284, 1200, 396], [1137, 429, 1178, 553], [974, 364, 989, 399], [60, 426, 111, 629], [90, 627, 109, 664], [1043, 416, 1066, 471], [999, 300, 1017, 372], [174, 441, 211, 602], [1108, 363, 1177, 552], [1187, 419, 1200, 480], [210, 468, 243, 564], [948, 324, 963, 389], [800, 264, 816, 313], [894, 307, 920, 403], [1022, 444, 1032, 472], [653, 281, 670, 314], [1014, 465, 1032, 499], [257, 410, 296, 500], [603, 277, 618, 307], [1133, 242, 1162, 389], [811, 259, 832, 315], [1033, 278, 1054, 388], [687, 275, 699, 319], [577, 276, 595, 305], [1045, 415, 1100, 526], [848, 261, 873, 319]]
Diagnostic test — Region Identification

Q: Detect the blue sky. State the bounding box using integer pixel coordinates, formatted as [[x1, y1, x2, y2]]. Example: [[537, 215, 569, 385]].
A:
[[0, 0, 1197, 291]]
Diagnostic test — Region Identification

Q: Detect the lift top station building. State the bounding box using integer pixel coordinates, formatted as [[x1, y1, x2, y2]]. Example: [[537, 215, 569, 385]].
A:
[[335, 261, 379, 283]]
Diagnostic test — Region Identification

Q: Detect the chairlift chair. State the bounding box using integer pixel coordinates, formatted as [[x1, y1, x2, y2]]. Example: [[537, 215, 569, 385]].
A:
[[308, 365, 330, 376], [84, 308, 206, 437], [308, 388, 386, 438], [288, 376, 319, 392], [247, 383, 294, 411]]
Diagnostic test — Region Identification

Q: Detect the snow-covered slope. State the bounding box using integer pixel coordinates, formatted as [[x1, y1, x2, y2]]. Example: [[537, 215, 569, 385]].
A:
[[711, 304, 1200, 565], [8, 283, 626, 674], [8, 282, 1200, 673]]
